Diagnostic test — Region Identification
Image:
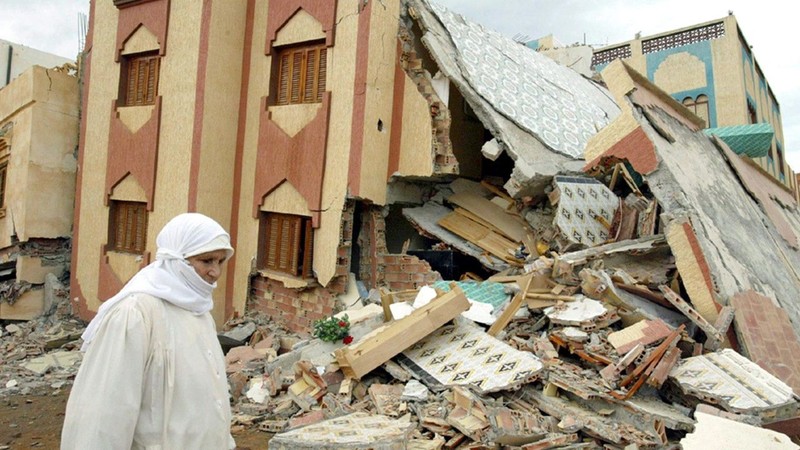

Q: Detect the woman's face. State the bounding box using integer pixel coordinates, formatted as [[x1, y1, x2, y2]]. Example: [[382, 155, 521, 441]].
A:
[[186, 249, 228, 284]]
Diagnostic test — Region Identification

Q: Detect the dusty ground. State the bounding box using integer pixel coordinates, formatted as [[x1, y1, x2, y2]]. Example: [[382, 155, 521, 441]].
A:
[[0, 386, 272, 449]]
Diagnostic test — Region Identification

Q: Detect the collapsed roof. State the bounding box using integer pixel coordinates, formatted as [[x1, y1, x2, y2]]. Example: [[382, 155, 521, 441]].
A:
[[409, 0, 620, 197]]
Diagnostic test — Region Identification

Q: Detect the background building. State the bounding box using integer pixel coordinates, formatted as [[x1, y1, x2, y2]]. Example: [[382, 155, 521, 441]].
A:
[[0, 65, 79, 319], [591, 14, 794, 194], [1, 39, 74, 88]]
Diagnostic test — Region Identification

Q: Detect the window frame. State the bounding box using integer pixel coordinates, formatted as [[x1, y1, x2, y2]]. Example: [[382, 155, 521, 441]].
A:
[[274, 42, 327, 106], [682, 94, 709, 127], [0, 160, 7, 213], [109, 200, 148, 254], [259, 212, 313, 279], [120, 52, 160, 107]]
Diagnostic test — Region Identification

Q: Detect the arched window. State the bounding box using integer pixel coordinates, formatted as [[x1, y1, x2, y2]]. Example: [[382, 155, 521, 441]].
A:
[[682, 95, 709, 127]]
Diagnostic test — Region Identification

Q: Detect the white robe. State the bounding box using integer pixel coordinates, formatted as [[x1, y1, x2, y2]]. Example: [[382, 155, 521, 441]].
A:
[[61, 294, 235, 450]]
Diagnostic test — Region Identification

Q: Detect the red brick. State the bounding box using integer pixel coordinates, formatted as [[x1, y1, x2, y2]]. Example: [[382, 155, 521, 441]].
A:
[[384, 272, 411, 282]]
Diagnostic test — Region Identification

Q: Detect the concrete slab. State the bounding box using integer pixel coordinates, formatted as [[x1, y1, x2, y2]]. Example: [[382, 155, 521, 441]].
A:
[[399, 319, 542, 393], [681, 411, 799, 450], [669, 349, 797, 416], [268, 412, 414, 450]]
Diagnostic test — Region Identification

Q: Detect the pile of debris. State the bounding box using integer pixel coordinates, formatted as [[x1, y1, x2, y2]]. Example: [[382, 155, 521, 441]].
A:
[[221, 218, 799, 449]]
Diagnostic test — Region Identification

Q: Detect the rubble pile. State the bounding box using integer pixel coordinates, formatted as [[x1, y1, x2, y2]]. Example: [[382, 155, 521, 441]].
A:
[[221, 152, 800, 447]]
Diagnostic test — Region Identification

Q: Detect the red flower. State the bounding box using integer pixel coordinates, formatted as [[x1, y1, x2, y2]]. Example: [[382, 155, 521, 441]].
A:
[[338, 321, 347, 327], [343, 335, 354, 345]]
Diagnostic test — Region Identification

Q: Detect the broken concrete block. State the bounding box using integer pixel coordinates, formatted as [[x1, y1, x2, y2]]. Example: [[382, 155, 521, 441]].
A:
[[225, 345, 265, 374], [544, 296, 619, 331], [268, 412, 415, 450], [680, 411, 799, 450], [400, 320, 543, 393], [22, 350, 81, 375], [368, 383, 406, 417], [668, 349, 797, 419], [245, 376, 271, 404], [335, 286, 470, 379], [522, 386, 662, 446], [288, 360, 328, 411], [402, 379, 430, 402], [658, 285, 722, 350], [286, 410, 326, 430], [220, 322, 257, 343], [446, 386, 490, 442], [487, 405, 550, 446]]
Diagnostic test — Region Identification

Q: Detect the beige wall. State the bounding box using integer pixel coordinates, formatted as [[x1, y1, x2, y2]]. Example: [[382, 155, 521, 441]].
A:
[[0, 66, 78, 248]]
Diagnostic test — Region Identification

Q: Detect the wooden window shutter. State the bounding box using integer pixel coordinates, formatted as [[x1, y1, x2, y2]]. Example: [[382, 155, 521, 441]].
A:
[[124, 53, 159, 106], [303, 48, 317, 103], [277, 53, 290, 104], [301, 219, 314, 279], [262, 213, 313, 278], [274, 43, 326, 106], [317, 48, 326, 102], [289, 51, 303, 104], [110, 201, 148, 254]]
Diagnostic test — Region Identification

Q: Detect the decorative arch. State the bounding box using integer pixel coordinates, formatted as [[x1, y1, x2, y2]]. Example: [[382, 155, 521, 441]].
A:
[[654, 52, 707, 93], [115, 0, 170, 61], [264, 0, 337, 55]]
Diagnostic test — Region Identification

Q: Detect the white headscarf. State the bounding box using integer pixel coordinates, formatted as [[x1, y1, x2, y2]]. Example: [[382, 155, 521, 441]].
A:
[[80, 213, 235, 351]]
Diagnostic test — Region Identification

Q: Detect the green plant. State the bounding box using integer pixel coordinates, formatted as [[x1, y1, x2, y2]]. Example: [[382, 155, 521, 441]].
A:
[[312, 314, 352, 343]]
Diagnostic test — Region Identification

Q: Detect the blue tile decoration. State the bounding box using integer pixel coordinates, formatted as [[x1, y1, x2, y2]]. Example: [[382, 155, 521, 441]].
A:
[[432, 280, 510, 312]]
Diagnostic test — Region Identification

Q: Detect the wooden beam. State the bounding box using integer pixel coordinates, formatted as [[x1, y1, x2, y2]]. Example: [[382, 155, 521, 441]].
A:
[[488, 274, 533, 336], [334, 285, 470, 379]]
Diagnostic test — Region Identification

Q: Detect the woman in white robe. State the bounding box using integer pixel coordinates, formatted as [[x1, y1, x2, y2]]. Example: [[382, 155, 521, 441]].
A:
[[61, 213, 237, 450]]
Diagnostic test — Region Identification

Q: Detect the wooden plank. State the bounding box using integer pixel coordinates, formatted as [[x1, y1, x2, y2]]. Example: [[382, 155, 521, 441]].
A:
[[448, 191, 527, 243], [480, 180, 514, 204], [439, 211, 521, 264], [488, 274, 533, 336], [334, 286, 470, 380]]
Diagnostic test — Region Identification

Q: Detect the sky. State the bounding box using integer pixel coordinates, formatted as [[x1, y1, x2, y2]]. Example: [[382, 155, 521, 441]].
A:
[[1, 0, 797, 172]]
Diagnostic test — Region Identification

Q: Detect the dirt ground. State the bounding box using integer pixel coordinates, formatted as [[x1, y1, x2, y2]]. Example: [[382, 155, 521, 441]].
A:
[[0, 387, 272, 449]]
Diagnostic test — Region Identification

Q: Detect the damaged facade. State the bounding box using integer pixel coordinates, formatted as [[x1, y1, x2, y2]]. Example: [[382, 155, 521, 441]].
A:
[[0, 65, 78, 320], [19, 0, 800, 447], [71, 0, 621, 330]]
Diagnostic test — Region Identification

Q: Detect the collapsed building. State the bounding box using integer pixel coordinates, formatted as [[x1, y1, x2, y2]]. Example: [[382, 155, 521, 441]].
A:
[[63, 0, 800, 447], [0, 65, 78, 320]]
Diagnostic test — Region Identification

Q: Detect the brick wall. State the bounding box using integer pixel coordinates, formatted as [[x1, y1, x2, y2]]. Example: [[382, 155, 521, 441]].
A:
[[359, 205, 442, 291], [378, 253, 441, 291], [249, 277, 336, 334]]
